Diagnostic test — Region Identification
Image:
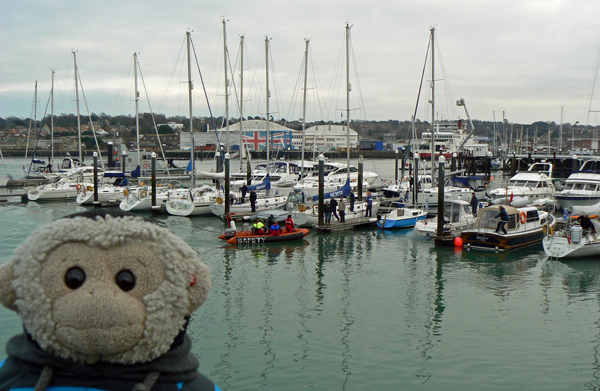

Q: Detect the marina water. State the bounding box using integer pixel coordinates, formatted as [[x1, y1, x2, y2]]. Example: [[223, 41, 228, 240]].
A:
[[0, 158, 599, 390]]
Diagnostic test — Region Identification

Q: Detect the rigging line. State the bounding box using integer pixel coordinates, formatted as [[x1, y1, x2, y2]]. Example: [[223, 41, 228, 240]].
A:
[[434, 38, 457, 120], [76, 67, 105, 169], [159, 36, 186, 115], [27, 90, 52, 175], [190, 37, 225, 163], [110, 59, 133, 117], [286, 52, 306, 121], [585, 37, 600, 125], [25, 86, 37, 162], [309, 51, 325, 122], [268, 44, 283, 121], [349, 33, 366, 119], [327, 34, 346, 121], [55, 57, 72, 117], [410, 38, 431, 143], [137, 58, 170, 176]]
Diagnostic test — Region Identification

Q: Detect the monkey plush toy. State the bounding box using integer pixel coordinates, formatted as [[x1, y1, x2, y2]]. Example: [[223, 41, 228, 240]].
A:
[[0, 210, 220, 391]]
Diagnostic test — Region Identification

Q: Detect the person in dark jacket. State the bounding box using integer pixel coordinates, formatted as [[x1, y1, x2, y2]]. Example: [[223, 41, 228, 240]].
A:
[[249, 189, 257, 212], [494, 206, 509, 234], [470, 192, 479, 216], [323, 201, 332, 225], [330, 198, 340, 222], [579, 214, 595, 231], [266, 214, 275, 234], [241, 183, 248, 204], [365, 191, 373, 217]]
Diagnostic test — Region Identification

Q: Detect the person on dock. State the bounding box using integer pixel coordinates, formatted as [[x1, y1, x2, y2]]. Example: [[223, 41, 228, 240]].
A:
[[253, 218, 265, 235], [366, 191, 373, 217], [285, 215, 295, 232], [404, 191, 409, 202], [494, 206, 509, 234], [330, 197, 340, 222], [323, 201, 332, 225], [241, 183, 248, 204], [270, 221, 282, 236], [470, 192, 478, 216], [349, 190, 355, 211], [249, 189, 257, 212], [339, 197, 346, 223]]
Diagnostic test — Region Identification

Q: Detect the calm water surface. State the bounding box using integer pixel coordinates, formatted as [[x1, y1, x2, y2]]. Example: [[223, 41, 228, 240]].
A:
[[0, 158, 599, 390]]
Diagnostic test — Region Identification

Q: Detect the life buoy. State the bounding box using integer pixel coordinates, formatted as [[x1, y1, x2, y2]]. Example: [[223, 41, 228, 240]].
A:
[[298, 204, 306, 212], [216, 197, 224, 205], [123, 189, 129, 196], [520, 211, 527, 224], [76, 183, 81, 191], [143, 163, 149, 169], [87, 185, 93, 192], [140, 190, 148, 198]]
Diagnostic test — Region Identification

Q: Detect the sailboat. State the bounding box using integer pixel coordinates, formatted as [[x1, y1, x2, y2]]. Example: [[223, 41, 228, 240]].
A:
[[167, 26, 224, 217], [292, 24, 380, 226]]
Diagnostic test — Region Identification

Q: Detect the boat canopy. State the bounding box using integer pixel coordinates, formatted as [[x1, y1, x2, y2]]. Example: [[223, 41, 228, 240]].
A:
[[311, 179, 351, 202], [248, 174, 271, 191]]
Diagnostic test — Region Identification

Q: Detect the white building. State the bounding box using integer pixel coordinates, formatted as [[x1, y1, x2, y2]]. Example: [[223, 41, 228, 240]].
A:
[[292, 124, 358, 151]]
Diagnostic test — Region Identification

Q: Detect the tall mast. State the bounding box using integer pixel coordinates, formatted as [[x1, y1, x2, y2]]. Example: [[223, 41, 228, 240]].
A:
[[73, 51, 82, 162], [239, 35, 245, 171], [51, 69, 55, 166], [223, 18, 230, 154], [301, 38, 309, 177], [559, 106, 563, 153], [492, 111, 496, 156], [187, 31, 195, 187], [265, 36, 270, 165], [346, 24, 351, 181], [134, 52, 141, 170], [33, 81, 38, 154], [430, 27, 436, 179]]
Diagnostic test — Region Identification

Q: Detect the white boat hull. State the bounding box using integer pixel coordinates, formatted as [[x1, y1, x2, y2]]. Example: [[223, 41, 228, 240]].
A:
[[543, 232, 600, 259]]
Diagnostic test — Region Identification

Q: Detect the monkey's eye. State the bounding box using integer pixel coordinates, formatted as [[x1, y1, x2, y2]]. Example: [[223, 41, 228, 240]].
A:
[[65, 267, 86, 290], [116, 270, 136, 292]]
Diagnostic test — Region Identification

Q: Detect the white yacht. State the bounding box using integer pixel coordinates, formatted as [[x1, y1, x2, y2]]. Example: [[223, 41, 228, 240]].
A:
[[414, 199, 476, 237], [556, 159, 600, 210], [488, 162, 555, 201], [166, 185, 220, 217]]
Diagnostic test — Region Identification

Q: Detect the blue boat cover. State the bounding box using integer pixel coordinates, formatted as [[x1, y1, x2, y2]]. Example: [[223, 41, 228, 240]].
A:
[[311, 179, 351, 201], [248, 174, 271, 191]]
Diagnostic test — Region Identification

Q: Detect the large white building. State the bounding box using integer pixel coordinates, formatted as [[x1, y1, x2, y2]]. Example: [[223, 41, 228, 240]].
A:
[[292, 124, 358, 151], [179, 120, 357, 152]]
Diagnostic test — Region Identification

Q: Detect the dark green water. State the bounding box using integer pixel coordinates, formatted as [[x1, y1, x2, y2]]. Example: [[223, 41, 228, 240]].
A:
[[1, 159, 600, 390]]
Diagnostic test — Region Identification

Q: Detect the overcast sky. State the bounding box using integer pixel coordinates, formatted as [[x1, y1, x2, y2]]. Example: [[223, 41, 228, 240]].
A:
[[3, 0, 600, 126]]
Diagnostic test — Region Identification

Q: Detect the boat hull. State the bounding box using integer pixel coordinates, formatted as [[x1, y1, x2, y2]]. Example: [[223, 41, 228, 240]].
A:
[[543, 234, 600, 259], [461, 229, 545, 251], [220, 228, 310, 244], [555, 195, 600, 210]]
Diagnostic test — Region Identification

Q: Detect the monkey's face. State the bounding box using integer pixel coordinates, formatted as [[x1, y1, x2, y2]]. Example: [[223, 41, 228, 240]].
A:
[[40, 242, 165, 356]]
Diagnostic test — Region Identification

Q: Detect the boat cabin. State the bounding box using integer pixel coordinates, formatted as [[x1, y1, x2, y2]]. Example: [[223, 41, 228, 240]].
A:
[[474, 205, 546, 231], [442, 200, 472, 224]]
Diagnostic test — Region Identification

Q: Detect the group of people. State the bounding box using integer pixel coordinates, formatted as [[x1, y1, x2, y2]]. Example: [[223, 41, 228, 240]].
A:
[[253, 214, 296, 236], [321, 190, 373, 225]]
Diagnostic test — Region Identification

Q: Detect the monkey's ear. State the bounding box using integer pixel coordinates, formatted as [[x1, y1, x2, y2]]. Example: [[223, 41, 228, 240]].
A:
[[0, 262, 17, 311], [187, 261, 211, 313]]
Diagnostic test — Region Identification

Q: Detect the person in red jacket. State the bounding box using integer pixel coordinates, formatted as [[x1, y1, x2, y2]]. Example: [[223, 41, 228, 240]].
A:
[[285, 215, 295, 233]]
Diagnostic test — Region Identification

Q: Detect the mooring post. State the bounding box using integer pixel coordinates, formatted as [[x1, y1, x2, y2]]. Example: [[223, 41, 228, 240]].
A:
[[401, 153, 406, 183], [413, 152, 419, 207], [93, 152, 99, 206], [395, 149, 399, 183], [215, 151, 221, 191], [224, 153, 230, 217], [151, 152, 157, 208], [246, 159, 252, 185], [436, 155, 446, 238], [572, 154, 578, 175], [107, 141, 114, 168], [122, 151, 127, 174], [318, 154, 324, 226], [451, 153, 456, 172], [358, 155, 364, 201]]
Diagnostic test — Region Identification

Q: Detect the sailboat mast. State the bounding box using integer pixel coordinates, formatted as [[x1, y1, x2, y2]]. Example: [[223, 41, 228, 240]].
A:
[[346, 24, 351, 181], [223, 18, 230, 154], [301, 38, 309, 177], [430, 27, 436, 179], [33, 81, 37, 155], [51, 70, 55, 166], [187, 31, 195, 187], [265, 36, 270, 165], [73, 51, 82, 162], [239, 35, 245, 171], [559, 106, 564, 153], [134, 52, 141, 171]]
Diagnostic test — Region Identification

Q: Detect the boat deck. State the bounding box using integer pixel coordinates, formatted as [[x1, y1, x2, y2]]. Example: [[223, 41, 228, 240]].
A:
[[315, 217, 378, 232]]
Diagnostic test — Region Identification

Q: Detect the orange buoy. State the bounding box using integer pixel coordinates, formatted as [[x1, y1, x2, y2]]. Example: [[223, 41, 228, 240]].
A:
[[454, 237, 463, 247]]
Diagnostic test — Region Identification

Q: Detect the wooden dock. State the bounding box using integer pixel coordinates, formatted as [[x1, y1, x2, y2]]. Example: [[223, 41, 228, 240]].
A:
[[314, 217, 378, 232]]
